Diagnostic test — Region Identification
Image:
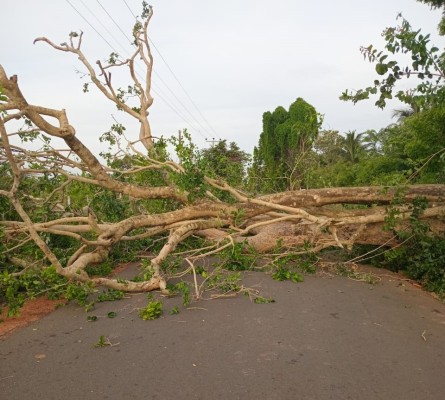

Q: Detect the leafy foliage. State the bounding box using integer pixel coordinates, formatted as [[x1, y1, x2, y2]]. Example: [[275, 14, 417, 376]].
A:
[[2, 3, 445, 320], [341, 15, 445, 109], [0, 266, 67, 316], [200, 140, 250, 188], [97, 289, 125, 302], [216, 241, 257, 271], [272, 267, 304, 283], [206, 269, 242, 293], [251, 98, 322, 192], [384, 197, 445, 297], [139, 300, 163, 320], [172, 281, 191, 306]]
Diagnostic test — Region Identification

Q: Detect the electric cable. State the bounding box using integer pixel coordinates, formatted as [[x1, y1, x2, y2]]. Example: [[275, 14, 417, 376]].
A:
[[120, 0, 222, 140], [64, 0, 207, 139]]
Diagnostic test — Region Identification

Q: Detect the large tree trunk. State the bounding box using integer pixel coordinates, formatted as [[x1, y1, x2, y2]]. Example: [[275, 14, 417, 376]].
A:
[[1, 12, 444, 295]]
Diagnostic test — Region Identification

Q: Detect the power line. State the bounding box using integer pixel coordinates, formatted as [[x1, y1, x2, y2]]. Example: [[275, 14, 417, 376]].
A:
[[93, 0, 215, 139], [78, 0, 196, 132], [122, 0, 137, 19], [65, 0, 116, 52], [121, 0, 221, 140], [64, 0, 207, 139], [151, 70, 211, 138], [96, 0, 133, 46], [147, 37, 221, 139], [79, 0, 129, 53]]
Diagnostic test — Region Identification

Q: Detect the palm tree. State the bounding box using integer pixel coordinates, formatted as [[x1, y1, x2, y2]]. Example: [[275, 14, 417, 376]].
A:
[[361, 129, 380, 154], [342, 130, 365, 163], [391, 103, 422, 123]]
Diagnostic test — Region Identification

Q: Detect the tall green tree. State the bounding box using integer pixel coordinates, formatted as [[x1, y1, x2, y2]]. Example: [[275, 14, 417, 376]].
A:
[[313, 130, 347, 165], [361, 129, 383, 154], [342, 130, 365, 163], [200, 140, 250, 188], [385, 106, 445, 182], [391, 104, 421, 122], [340, 4, 445, 184], [251, 98, 322, 192]]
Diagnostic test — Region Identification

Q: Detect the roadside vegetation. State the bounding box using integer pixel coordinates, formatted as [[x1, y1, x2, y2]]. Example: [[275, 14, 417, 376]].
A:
[[1, 1, 444, 320]]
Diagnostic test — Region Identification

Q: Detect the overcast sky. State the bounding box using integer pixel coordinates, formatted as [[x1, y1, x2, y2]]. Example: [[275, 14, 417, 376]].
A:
[[1, 0, 442, 153]]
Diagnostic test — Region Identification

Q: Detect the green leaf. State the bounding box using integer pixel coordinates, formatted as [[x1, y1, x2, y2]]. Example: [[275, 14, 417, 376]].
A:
[[375, 63, 388, 75]]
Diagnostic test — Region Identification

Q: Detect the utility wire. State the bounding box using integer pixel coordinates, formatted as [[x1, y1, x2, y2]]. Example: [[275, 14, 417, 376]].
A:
[[68, 0, 219, 142], [79, 0, 129, 53], [94, 0, 214, 140], [65, 0, 115, 52], [96, 0, 134, 46], [65, 0, 205, 138], [77, 0, 199, 134], [147, 37, 221, 140], [122, 0, 137, 19], [120, 0, 222, 140]]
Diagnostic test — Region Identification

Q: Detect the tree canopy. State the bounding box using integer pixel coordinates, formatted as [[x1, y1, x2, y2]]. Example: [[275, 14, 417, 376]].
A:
[[251, 98, 322, 192]]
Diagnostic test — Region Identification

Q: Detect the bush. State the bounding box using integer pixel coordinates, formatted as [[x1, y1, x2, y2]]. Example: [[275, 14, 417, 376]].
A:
[[384, 197, 445, 297]]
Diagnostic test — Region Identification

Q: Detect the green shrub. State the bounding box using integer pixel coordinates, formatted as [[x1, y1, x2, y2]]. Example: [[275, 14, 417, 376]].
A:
[[139, 300, 163, 320]]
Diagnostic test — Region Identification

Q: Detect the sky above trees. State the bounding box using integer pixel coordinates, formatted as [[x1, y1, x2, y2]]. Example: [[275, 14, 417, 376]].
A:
[[1, 0, 442, 153]]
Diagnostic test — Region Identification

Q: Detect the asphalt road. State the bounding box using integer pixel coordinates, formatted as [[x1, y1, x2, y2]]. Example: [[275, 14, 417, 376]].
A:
[[1, 268, 445, 400]]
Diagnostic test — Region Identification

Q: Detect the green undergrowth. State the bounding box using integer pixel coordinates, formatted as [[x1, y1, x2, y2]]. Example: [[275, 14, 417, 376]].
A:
[[2, 210, 445, 320], [331, 263, 381, 285], [139, 294, 163, 320], [0, 266, 68, 317], [265, 242, 318, 283], [383, 197, 445, 298]]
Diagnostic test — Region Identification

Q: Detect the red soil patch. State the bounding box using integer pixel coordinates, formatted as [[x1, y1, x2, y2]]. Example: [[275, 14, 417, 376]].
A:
[[0, 296, 66, 339], [0, 262, 137, 339]]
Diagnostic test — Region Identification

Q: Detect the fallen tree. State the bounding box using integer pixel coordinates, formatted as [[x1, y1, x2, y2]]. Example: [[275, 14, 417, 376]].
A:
[[1, 6, 444, 304]]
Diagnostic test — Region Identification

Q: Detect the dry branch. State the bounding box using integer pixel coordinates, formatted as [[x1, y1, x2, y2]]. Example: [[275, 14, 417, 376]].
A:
[[1, 10, 444, 296]]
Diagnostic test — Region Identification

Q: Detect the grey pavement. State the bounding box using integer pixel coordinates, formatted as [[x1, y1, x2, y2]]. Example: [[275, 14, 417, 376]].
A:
[[1, 270, 445, 400]]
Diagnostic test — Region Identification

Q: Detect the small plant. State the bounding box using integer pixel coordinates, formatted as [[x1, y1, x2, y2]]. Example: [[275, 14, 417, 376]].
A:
[[87, 315, 98, 322], [159, 255, 182, 274], [298, 260, 317, 274], [85, 261, 113, 277], [253, 296, 275, 304], [139, 300, 163, 320], [65, 282, 93, 306], [107, 311, 117, 318], [217, 241, 257, 271], [272, 267, 304, 283], [334, 263, 380, 285], [169, 306, 180, 315], [335, 263, 354, 277], [139, 259, 155, 280], [174, 282, 191, 306], [272, 250, 318, 283], [97, 289, 124, 302], [206, 269, 242, 293], [94, 335, 111, 348]]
